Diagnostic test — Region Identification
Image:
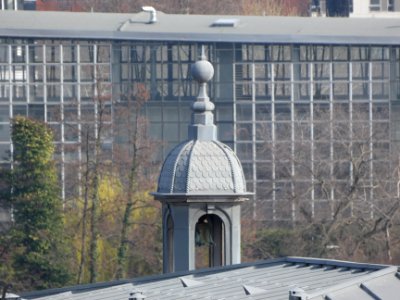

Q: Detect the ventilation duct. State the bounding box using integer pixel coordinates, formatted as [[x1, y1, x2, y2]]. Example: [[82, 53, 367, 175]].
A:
[[142, 6, 157, 23]]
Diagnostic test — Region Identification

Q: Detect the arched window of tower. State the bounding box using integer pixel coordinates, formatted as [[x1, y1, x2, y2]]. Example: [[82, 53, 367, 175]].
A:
[[195, 214, 225, 269]]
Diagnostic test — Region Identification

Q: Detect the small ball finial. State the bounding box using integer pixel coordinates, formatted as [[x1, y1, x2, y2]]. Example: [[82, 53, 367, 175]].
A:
[[191, 59, 214, 84], [191, 46, 214, 84]]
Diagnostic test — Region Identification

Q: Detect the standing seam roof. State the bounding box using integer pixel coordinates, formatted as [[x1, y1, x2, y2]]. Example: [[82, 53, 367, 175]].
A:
[[21, 257, 399, 300]]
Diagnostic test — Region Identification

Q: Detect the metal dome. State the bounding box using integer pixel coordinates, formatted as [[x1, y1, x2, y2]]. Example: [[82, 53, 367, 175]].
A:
[[156, 140, 247, 196]]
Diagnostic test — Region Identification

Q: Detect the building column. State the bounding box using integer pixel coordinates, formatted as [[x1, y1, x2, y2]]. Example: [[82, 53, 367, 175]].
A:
[[381, 0, 389, 11], [352, 0, 369, 15], [394, 0, 400, 11]]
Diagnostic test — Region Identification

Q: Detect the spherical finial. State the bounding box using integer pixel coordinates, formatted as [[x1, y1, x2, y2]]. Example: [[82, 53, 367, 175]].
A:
[[191, 46, 214, 83], [191, 59, 214, 84]]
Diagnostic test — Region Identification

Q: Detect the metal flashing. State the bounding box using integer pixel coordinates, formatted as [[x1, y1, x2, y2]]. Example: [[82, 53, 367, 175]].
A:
[[242, 284, 267, 295], [360, 282, 380, 299], [32, 291, 72, 299], [361, 274, 400, 299], [179, 277, 203, 287]]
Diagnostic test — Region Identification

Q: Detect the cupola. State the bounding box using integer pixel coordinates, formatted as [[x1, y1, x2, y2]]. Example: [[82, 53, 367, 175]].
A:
[[153, 47, 251, 273]]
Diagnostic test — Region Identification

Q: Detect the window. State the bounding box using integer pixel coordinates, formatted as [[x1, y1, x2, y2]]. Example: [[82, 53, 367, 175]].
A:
[[370, 0, 381, 11], [389, 0, 394, 11], [195, 214, 225, 269]]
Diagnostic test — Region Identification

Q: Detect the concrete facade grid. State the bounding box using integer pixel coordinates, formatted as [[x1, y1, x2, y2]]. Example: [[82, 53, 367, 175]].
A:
[[0, 38, 398, 222]]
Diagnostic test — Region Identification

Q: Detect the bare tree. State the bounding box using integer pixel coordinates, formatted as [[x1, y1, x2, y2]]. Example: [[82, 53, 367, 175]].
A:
[[248, 104, 400, 263], [87, 63, 111, 283], [241, 0, 308, 16], [115, 83, 157, 279]]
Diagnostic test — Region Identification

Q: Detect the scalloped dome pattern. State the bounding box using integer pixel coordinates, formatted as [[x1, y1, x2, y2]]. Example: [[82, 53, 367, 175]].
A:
[[157, 140, 246, 195]]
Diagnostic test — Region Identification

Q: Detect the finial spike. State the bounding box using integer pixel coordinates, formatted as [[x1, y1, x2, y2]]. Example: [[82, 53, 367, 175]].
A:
[[188, 45, 217, 141], [200, 45, 206, 60]]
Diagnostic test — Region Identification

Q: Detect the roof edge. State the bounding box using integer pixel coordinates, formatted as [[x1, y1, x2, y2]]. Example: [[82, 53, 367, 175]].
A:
[[285, 256, 390, 270]]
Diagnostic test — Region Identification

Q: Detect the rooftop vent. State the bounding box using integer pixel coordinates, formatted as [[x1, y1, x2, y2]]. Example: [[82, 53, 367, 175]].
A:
[[142, 6, 157, 24], [289, 287, 307, 300], [129, 291, 146, 300], [211, 18, 239, 27], [3, 293, 20, 300]]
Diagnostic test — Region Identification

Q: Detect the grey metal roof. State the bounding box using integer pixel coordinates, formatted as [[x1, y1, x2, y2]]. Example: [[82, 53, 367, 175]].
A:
[[20, 257, 400, 300], [156, 140, 247, 196], [1, 10, 400, 45]]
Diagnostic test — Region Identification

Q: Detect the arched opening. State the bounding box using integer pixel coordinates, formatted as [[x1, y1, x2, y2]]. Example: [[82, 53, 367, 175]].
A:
[[166, 214, 174, 272], [195, 214, 225, 269]]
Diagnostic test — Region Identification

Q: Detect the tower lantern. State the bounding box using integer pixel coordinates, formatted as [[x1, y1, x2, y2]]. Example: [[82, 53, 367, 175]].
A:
[[153, 47, 251, 273]]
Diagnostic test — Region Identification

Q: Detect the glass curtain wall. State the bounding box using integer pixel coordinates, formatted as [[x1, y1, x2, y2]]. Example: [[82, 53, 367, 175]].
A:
[[1, 38, 398, 223], [233, 44, 396, 222], [0, 39, 113, 199]]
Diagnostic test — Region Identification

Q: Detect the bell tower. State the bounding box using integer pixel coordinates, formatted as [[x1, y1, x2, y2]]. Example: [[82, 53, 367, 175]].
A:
[[153, 47, 251, 273]]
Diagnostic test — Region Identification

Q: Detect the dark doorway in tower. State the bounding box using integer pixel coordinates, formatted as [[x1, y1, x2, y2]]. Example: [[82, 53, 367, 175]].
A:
[[195, 214, 225, 269]]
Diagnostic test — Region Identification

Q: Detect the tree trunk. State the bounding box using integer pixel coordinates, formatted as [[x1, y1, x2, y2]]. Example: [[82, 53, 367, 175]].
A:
[[116, 105, 139, 279], [115, 83, 149, 279], [88, 74, 105, 283], [115, 181, 134, 279], [89, 137, 100, 283], [77, 130, 90, 284], [385, 222, 392, 263]]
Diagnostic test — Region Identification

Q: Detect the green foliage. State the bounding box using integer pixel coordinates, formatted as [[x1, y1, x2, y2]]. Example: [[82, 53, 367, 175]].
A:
[[65, 176, 162, 283], [7, 116, 71, 290], [125, 191, 162, 278]]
